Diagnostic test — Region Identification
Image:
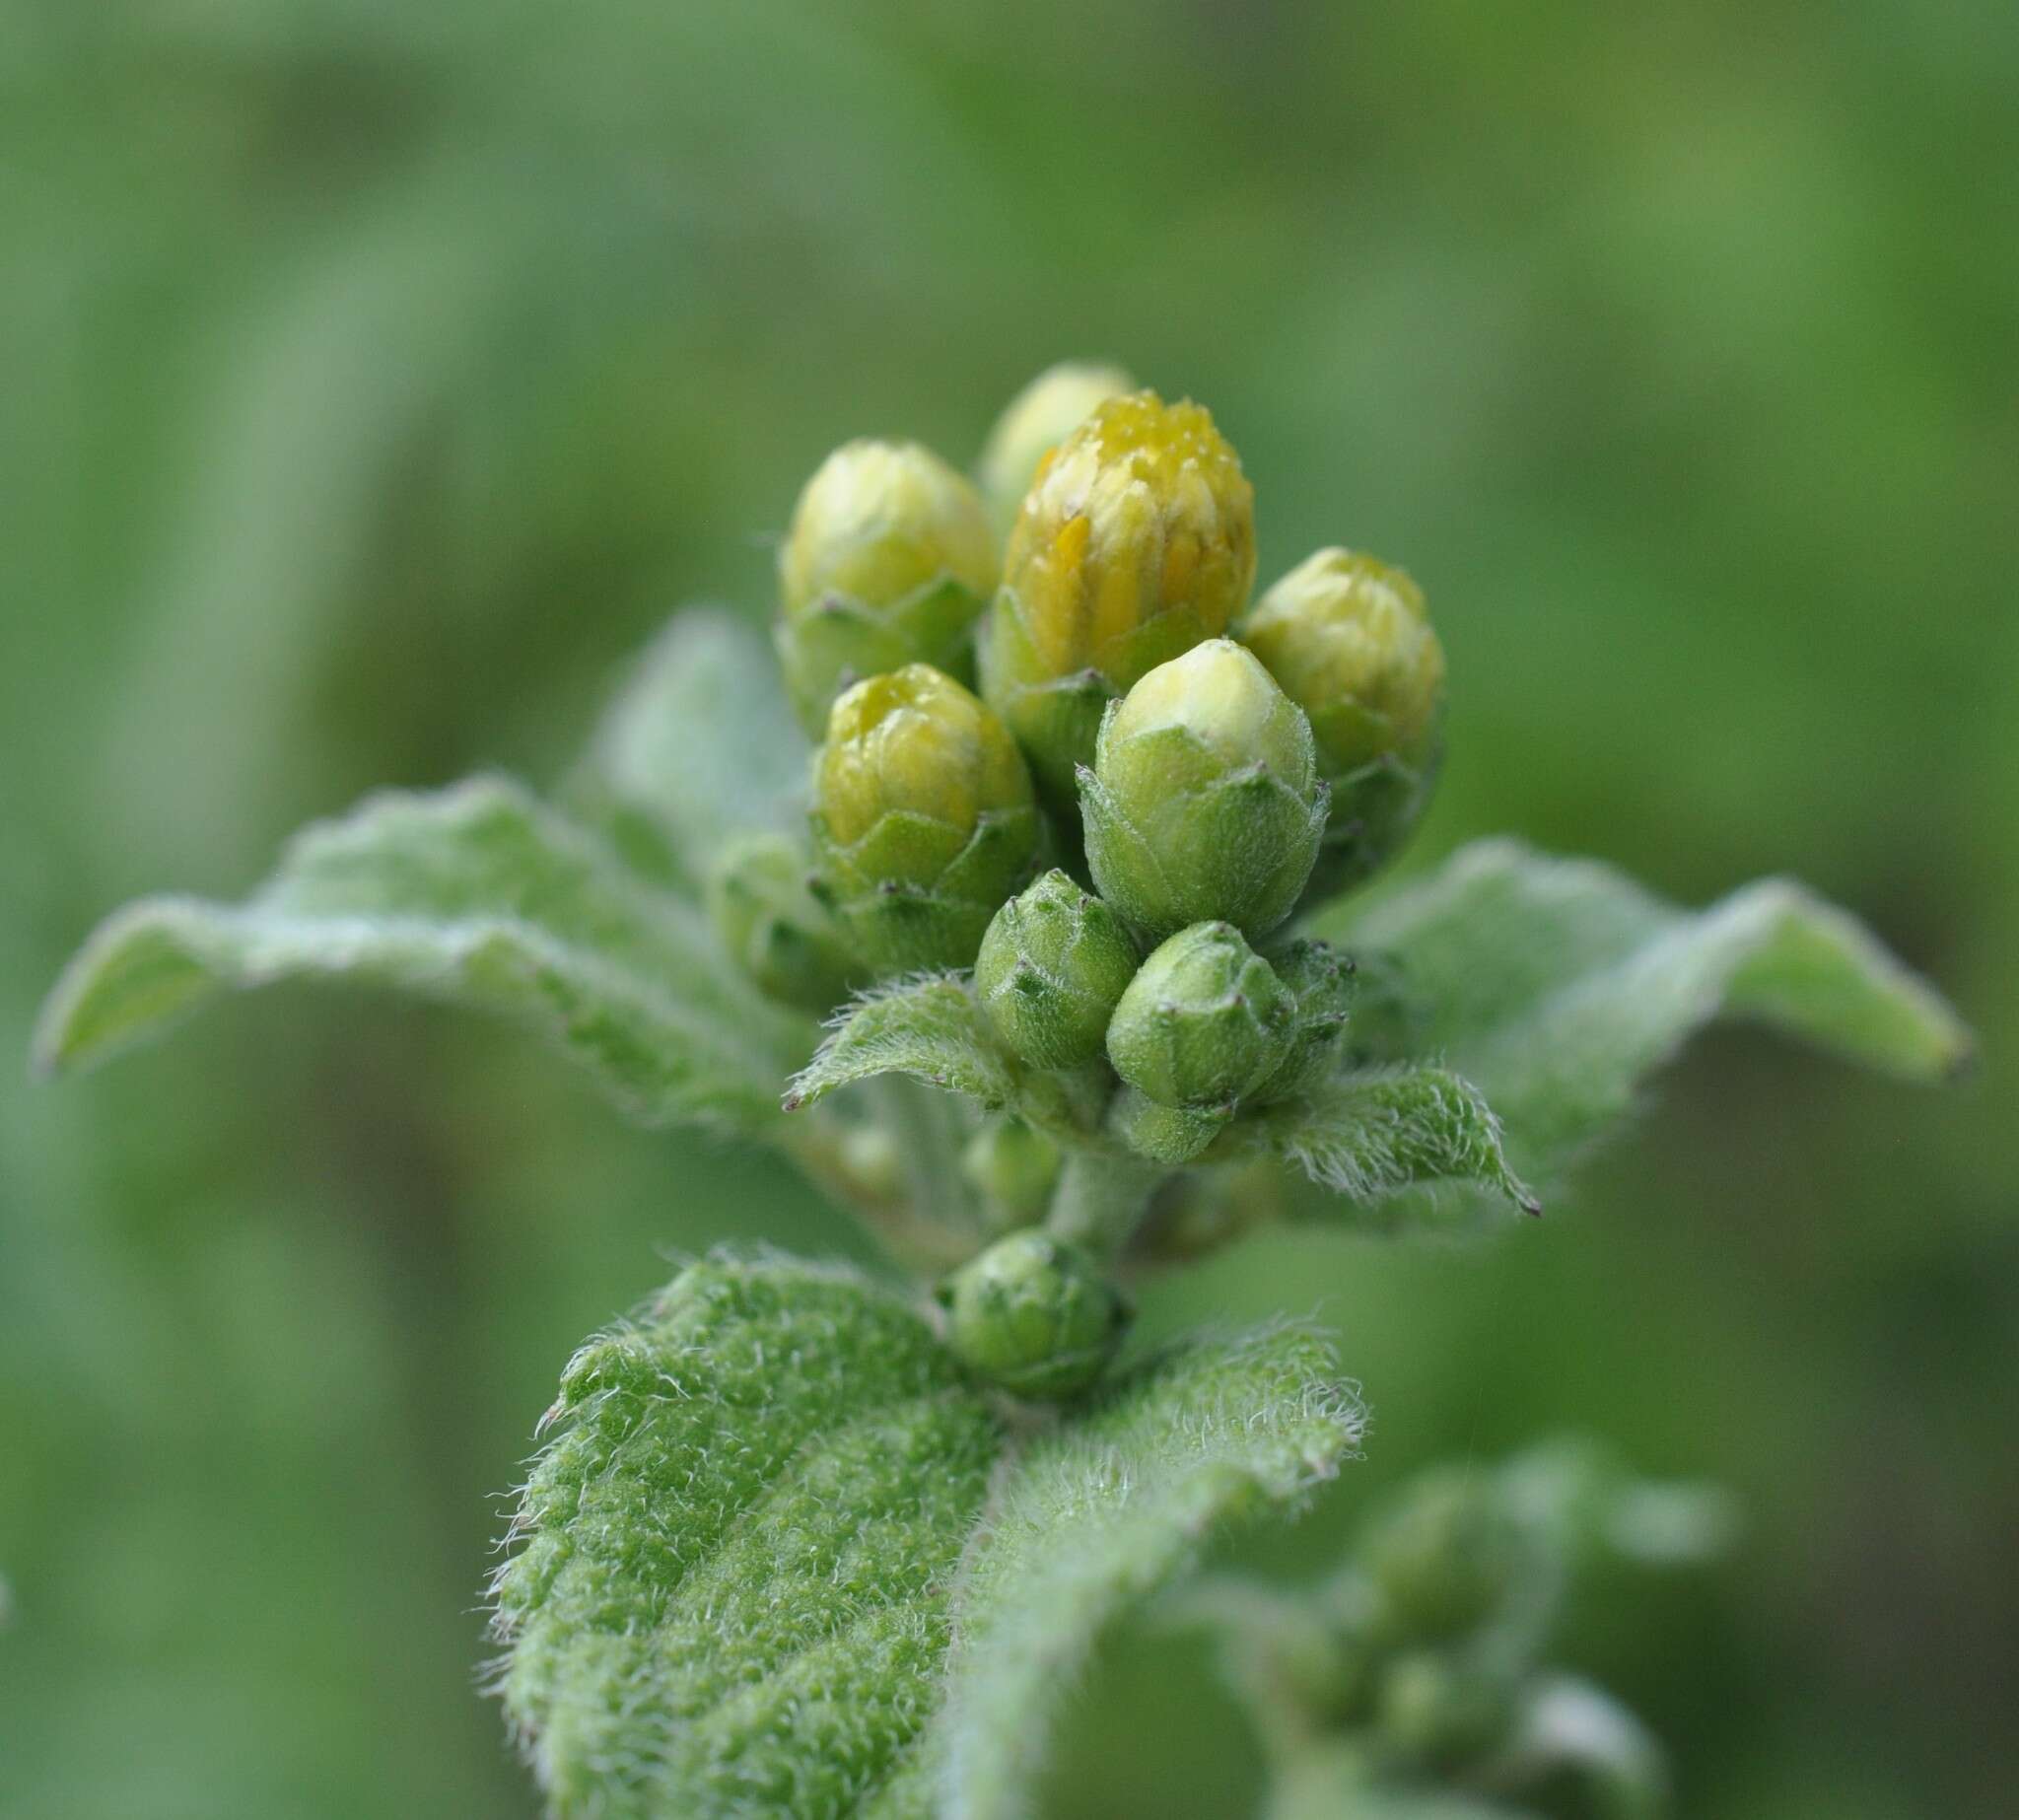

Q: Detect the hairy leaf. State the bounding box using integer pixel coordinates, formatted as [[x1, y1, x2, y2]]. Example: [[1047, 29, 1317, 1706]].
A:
[[1250, 1067, 1540, 1217], [35, 777, 813, 1132], [574, 606, 810, 888], [1308, 839, 1971, 1184], [491, 1253, 1361, 1819], [786, 975, 1016, 1113]]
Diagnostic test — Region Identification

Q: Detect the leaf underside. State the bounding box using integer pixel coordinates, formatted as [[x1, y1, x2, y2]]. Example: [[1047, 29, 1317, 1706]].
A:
[[1286, 838, 1972, 1225], [490, 1253, 1362, 1820], [34, 777, 814, 1134], [572, 606, 810, 891]]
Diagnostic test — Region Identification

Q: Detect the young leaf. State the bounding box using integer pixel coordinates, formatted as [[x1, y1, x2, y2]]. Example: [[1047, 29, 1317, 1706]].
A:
[[786, 974, 1017, 1113], [1249, 1067, 1540, 1217], [491, 1253, 1362, 1820], [35, 777, 814, 1134], [1308, 839, 1972, 1183], [572, 606, 810, 889]]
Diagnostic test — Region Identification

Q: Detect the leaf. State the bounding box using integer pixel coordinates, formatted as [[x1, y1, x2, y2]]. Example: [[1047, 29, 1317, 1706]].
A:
[[573, 606, 809, 889], [786, 974, 1016, 1113], [1250, 1067, 1540, 1217], [1309, 839, 1972, 1184], [491, 1253, 1362, 1820], [35, 777, 814, 1134]]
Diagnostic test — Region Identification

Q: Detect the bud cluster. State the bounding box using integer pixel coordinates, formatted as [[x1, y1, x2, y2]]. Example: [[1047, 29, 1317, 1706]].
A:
[[737, 366, 1447, 1199]]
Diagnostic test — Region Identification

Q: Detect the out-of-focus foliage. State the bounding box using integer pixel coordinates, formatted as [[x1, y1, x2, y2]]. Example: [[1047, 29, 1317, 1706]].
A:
[[2, 3, 2013, 1818]]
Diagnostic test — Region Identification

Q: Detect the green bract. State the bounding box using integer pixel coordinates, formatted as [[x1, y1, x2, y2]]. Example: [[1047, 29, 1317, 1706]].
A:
[[1105, 921, 1294, 1111], [776, 438, 999, 735], [1242, 547, 1446, 893], [980, 390, 1257, 804], [1081, 638, 1328, 941], [811, 664, 1041, 975], [976, 359, 1136, 537], [704, 829, 857, 1014], [975, 869, 1141, 1070], [937, 1230, 1130, 1399]]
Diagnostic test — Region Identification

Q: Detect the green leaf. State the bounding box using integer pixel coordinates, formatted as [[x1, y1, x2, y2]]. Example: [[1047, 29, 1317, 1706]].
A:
[[1248, 1067, 1540, 1217], [573, 605, 810, 889], [492, 1253, 1361, 1820], [35, 777, 814, 1134], [1309, 839, 1972, 1184], [786, 974, 1016, 1113]]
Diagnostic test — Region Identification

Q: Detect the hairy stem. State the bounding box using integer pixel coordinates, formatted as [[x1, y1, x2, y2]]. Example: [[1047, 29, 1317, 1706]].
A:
[[1045, 1148, 1164, 1262]]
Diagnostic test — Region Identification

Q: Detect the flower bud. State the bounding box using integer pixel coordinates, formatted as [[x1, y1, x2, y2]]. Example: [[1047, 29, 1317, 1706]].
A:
[[980, 390, 1257, 802], [1248, 938, 1357, 1104], [937, 1230, 1130, 1400], [975, 360, 1135, 538], [777, 439, 999, 735], [975, 870, 1140, 1071], [1376, 1649, 1519, 1767], [812, 665, 1041, 974], [705, 831, 859, 1014], [961, 1116, 1061, 1227], [1080, 639, 1327, 940], [1240, 548, 1445, 892], [1105, 921, 1293, 1111], [1361, 1468, 1520, 1645]]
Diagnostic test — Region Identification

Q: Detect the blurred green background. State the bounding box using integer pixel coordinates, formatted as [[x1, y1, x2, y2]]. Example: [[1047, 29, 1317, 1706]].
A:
[[4, 3, 2014, 1815]]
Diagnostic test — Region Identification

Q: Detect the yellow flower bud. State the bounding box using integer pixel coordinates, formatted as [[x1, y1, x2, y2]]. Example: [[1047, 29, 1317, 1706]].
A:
[[1241, 548, 1446, 893], [975, 360, 1136, 538], [812, 665, 1041, 973], [980, 390, 1256, 802], [777, 439, 998, 735]]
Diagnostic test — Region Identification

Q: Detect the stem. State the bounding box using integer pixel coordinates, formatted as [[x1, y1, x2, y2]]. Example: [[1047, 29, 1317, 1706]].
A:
[[1044, 1148, 1164, 1263], [876, 1074, 979, 1239]]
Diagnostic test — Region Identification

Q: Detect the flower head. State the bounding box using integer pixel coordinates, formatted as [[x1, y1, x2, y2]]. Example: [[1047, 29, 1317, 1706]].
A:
[[778, 439, 997, 734], [812, 664, 1040, 973], [1241, 547, 1445, 890], [1079, 639, 1327, 940], [981, 390, 1256, 801]]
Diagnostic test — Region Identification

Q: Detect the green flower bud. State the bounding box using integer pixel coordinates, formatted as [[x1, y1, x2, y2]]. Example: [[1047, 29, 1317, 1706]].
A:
[[1080, 639, 1328, 940], [961, 1116, 1062, 1227], [975, 870, 1140, 1070], [1109, 1085, 1229, 1164], [937, 1230, 1130, 1400], [1105, 921, 1293, 1110], [980, 390, 1257, 803], [812, 665, 1042, 975], [1375, 1648, 1519, 1767], [1361, 1468, 1521, 1645], [777, 439, 999, 735], [705, 830, 859, 1013], [1248, 938, 1357, 1104], [975, 360, 1136, 538], [1240, 548, 1446, 892]]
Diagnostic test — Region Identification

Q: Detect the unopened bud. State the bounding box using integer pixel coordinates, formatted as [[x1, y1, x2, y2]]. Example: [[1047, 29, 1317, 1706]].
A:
[[706, 831, 858, 1013], [981, 390, 1256, 802], [1240, 548, 1445, 892], [976, 360, 1136, 538], [812, 665, 1041, 974], [961, 1117, 1061, 1227], [937, 1230, 1130, 1400], [777, 439, 998, 735], [1109, 1085, 1229, 1164], [1248, 939, 1357, 1104], [975, 870, 1140, 1070], [1361, 1468, 1521, 1645], [1376, 1648, 1519, 1767], [1080, 639, 1327, 940], [1104, 921, 1293, 1110]]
